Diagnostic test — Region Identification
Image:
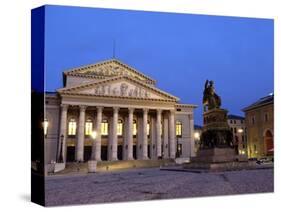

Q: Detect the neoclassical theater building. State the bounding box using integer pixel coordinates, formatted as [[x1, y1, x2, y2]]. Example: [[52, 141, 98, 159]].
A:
[[45, 59, 197, 166]]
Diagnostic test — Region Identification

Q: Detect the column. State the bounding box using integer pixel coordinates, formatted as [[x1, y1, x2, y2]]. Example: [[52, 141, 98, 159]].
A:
[[189, 114, 196, 157], [163, 115, 169, 159], [76, 105, 87, 162], [150, 117, 156, 159], [123, 117, 128, 160], [156, 109, 162, 158], [137, 117, 143, 159], [111, 107, 119, 161], [93, 106, 103, 161], [142, 109, 148, 159], [127, 108, 134, 160], [169, 110, 176, 159], [59, 104, 68, 163]]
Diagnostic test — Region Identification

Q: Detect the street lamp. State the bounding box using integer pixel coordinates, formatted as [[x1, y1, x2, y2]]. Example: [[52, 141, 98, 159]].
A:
[[194, 132, 200, 140]]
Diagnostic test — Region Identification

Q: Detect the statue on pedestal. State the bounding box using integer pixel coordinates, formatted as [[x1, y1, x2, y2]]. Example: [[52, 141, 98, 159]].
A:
[[203, 80, 221, 111], [200, 80, 233, 149]]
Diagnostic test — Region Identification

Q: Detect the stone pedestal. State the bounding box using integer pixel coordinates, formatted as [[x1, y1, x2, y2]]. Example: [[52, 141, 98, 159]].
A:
[[192, 148, 236, 163], [88, 160, 97, 173]]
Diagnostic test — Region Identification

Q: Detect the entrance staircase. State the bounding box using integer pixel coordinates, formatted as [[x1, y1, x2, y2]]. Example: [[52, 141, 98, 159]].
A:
[[52, 159, 175, 175]]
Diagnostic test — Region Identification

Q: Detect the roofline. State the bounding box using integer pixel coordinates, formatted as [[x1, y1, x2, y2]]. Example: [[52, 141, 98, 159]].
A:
[[175, 103, 198, 109], [63, 59, 156, 84], [242, 101, 273, 112]]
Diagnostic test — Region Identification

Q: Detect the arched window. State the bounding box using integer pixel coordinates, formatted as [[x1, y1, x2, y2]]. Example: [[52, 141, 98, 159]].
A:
[[176, 121, 182, 137], [68, 118, 77, 135], [117, 119, 123, 136], [43, 118, 48, 135], [133, 120, 137, 136], [85, 119, 93, 135], [101, 119, 108, 135]]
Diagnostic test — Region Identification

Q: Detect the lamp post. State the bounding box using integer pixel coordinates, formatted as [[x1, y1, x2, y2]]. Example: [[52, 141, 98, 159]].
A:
[[88, 131, 97, 173]]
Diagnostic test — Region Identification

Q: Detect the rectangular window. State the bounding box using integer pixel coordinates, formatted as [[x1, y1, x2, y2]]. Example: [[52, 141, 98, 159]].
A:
[[147, 122, 150, 136], [251, 116, 255, 125], [234, 128, 237, 133], [68, 119, 77, 135], [85, 121, 93, 135], [117, 120, 123, 136], [101, 120, 108, 135], [133, 120, 137, 136], [264, 113, 268, 122], [176, 121, 182, 137], [234, 120, 236, 124]]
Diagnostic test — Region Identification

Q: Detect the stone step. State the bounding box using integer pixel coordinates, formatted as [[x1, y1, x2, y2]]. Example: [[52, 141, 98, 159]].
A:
[[51, 159, 175, 175]]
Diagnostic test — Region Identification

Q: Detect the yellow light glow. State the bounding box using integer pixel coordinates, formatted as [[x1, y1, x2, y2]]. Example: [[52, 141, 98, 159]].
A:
[[194, 132, 200, 140], [91, 131, 97, 139], [238, 128, 243, 133], [43, 119, 48, 135]]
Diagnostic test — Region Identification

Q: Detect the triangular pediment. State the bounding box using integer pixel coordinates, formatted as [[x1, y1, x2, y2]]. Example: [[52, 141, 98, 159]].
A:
[[64, 59, 156, 85], [58, 76, 179, 102]]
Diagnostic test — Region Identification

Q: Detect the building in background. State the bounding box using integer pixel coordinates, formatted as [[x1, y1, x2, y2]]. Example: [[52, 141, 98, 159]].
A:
[[227, 114, 247, 156], [242, 94, 274, 158]]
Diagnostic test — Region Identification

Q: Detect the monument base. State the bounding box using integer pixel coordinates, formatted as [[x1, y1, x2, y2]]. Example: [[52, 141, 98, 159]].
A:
[[192, 148, 236, 163], [183, 148, 250, 172]]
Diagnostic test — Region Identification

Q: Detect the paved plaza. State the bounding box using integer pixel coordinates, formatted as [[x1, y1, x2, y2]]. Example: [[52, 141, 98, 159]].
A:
[[45, 168, 273, 206]]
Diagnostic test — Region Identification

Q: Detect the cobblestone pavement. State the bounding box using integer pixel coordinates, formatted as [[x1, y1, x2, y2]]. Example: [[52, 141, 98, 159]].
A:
[[45, 168, 273, 206]]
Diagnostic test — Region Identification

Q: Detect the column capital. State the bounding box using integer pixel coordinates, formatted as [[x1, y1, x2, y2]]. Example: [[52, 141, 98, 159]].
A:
[[60, 104, 69, 110], [113, 107, 119, 113], [79, 105, 87, 111], [143, 108, 149, 114], [170, 109, 175, 114], [157, 109, 162, 114], [96, 106, 103, 112], [128, 108, 134, 113]]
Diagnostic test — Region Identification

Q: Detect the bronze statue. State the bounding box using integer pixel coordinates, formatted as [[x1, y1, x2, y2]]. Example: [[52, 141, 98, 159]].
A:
[[203, 80, 221, 111]]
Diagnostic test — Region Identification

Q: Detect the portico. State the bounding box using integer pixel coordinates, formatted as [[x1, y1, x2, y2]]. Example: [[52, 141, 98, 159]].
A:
[[45, 59, 197, 167]]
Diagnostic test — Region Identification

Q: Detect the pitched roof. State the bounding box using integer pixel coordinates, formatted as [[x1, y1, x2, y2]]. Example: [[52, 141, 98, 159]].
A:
[[63, 59, 156, 85], [228, 114, 245, 120], [243, 93, 274, 112]]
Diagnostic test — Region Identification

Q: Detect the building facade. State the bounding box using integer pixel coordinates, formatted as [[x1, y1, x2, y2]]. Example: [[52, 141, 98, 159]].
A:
[[227, 115, 247, 156], [243, 94, 274, 158], [45, 59, 197, 166]]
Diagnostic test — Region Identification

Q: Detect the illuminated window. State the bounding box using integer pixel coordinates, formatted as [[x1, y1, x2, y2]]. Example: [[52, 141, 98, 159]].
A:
[[85, 119, 93, 135], [101, 119, 108, 135], [133, 120, 137, 136], [176, 121, 182, 137], [68, 118, 77, 135], [147, 121, 150, 136], [117, 119, 123, 136], [43, 118, 48, 135]]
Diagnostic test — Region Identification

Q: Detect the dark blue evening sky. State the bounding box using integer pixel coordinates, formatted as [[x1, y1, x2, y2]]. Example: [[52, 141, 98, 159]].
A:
[[44, 5, 274, 125]]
